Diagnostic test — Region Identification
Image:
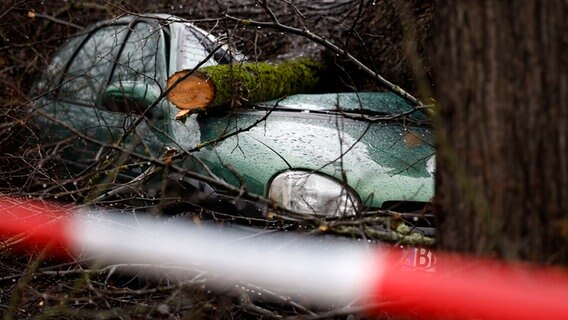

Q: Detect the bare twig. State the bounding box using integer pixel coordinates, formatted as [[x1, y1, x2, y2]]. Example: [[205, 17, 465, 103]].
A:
[[27, 11, 83, 30], [224, 14, 424, 107]]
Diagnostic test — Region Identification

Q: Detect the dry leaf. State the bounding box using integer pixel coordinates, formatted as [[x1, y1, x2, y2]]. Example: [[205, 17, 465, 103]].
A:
[[403, 132, 422, 148]]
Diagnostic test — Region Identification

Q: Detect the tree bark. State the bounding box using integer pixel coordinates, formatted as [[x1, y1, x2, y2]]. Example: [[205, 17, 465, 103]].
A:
[[434, 1, 568, 264]]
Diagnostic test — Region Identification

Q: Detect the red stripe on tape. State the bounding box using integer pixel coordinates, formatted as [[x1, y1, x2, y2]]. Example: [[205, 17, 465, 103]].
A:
[[0, 197, 73, 255], [370, 250, 568, 320]]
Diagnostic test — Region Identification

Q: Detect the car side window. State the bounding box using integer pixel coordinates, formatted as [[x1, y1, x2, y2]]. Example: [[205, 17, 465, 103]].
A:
[[32, 35, 84, 96], [111, 22, 166, 88], [59, 25, 128, 104]]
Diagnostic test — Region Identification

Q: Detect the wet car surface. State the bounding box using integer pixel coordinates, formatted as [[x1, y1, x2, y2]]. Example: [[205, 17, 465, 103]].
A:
[[31, 14, 435, 230]]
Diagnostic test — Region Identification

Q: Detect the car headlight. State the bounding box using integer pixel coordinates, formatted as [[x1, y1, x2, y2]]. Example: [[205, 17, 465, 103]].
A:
[[268, 171, 361, 217]]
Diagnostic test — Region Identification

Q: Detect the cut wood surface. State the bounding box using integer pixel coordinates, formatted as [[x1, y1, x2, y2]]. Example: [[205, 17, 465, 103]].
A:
[[167, 72, 216, 110], [166, 57, 323, 111]]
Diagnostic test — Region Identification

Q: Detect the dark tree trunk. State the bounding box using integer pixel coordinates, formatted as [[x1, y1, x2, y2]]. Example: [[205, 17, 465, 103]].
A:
[[434, 1, 568, 264]]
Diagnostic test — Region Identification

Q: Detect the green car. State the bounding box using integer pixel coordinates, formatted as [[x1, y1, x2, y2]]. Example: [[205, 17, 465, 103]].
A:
[[32, 14, 435, 230]]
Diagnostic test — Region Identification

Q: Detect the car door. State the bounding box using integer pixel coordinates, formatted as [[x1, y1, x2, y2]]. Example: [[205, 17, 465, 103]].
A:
[[35, 20, 171, 177]]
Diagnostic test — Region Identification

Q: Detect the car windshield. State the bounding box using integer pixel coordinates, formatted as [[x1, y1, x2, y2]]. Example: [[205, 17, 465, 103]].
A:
[[176, 24, 241, 70], [258, 92, 429, 121], [176, 25, 218, 71]]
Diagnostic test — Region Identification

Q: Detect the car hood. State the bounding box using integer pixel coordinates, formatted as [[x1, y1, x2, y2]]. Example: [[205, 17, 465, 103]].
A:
[[260, 92, 429, 121], [195, 109, 435, 209]]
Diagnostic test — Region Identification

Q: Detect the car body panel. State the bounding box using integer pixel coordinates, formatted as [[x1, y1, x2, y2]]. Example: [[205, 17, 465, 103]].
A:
[[197, 108, 434, 208], [261, 92, 429, 121], [31, 14, 435, 217]]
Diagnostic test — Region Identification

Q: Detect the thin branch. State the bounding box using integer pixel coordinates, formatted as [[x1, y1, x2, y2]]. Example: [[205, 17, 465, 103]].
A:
[[225, 14, 424, 107], [27, 12, 83, 30]]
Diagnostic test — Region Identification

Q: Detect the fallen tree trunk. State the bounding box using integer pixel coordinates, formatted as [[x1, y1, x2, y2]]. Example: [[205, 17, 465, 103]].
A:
[[166, 57, 323, 112]]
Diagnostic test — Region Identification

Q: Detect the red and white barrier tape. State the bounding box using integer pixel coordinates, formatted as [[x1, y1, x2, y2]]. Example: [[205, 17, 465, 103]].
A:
[[1, 196, 568, 319]]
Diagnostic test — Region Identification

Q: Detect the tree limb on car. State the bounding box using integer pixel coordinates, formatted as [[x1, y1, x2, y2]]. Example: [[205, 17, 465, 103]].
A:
[[166, 57, 323, 115]]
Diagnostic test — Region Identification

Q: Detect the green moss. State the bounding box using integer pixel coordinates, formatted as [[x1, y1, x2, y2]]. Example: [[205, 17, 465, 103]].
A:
[[198, 57, 323, 108]]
